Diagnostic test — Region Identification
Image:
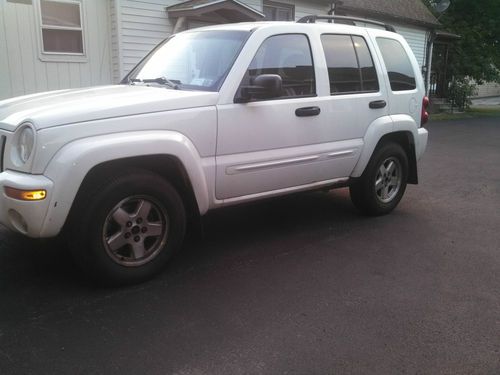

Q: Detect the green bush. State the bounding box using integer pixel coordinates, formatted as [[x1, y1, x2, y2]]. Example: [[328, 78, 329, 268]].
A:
[[448, 78, 477, 111]]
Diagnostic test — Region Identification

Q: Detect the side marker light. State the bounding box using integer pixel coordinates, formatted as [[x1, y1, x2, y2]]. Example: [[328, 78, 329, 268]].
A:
[[4, 187, 47, 201]]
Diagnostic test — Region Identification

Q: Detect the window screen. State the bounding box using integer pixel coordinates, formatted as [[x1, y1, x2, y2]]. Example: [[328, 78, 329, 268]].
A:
[[321, 34, 379, 94], [376, 38, 416, 91], [239, 34, 315, 99]]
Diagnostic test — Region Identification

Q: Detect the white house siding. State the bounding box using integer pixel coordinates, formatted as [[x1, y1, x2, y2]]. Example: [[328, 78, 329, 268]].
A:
[[0, 0, 112, 100]]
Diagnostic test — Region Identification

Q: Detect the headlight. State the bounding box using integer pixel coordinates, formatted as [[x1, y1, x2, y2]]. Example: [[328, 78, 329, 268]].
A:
[[11, 124, 36, 166], [19, 126, 35, 163]]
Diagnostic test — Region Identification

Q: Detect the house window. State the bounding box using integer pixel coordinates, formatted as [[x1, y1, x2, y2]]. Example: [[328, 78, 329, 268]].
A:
[[39, 0, 84, 55], [263, 1, 294, 21]]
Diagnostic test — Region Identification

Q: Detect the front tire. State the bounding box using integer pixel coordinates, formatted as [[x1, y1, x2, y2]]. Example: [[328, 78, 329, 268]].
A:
[[69, 170, 186, 285], [350, 142, 409, 216]]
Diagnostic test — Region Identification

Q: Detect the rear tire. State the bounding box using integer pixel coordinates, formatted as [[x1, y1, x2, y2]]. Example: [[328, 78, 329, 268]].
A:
[[350, 142, 408, 216], [69, 169, 186, 285]]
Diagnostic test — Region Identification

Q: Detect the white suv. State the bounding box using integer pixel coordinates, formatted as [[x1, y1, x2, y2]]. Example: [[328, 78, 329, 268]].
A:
[[0, 17, 429, 284]]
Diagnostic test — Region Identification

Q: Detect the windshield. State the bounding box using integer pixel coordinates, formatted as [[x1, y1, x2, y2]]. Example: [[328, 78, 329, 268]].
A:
[[126, 30, 250, 92]]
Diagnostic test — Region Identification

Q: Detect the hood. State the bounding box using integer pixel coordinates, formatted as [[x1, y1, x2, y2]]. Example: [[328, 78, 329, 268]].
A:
[[0, 85, 219, 131]]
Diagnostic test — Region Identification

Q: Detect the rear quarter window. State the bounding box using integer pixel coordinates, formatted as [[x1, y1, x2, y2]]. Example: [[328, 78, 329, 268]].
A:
[[376, 38, 416, 91]]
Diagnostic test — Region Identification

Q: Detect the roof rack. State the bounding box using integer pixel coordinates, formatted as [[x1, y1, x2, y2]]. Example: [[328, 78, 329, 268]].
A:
[[297, 15, 396, 33]]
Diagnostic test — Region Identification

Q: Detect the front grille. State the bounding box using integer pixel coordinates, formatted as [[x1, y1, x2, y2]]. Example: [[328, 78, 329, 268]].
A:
[[0, 135, 6, 172]]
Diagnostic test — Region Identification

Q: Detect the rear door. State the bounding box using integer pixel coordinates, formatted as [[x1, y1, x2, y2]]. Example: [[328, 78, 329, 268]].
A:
[[319, 31, 390, 145]]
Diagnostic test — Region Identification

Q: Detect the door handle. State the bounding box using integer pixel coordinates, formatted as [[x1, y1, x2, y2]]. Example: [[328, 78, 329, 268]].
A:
[[369, 100, 387, 109], [295, 106, 321, 117]]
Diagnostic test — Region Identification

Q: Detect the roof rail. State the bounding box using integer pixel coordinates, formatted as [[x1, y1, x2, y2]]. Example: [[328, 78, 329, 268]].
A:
[[297, 15, 396, 33]]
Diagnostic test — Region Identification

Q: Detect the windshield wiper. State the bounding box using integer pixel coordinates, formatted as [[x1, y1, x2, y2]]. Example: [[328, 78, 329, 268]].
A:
[[129, 77, 180, 90]]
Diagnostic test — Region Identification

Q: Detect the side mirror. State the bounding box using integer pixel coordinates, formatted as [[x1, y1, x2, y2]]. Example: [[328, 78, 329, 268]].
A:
[[235, 74, 282, 103]]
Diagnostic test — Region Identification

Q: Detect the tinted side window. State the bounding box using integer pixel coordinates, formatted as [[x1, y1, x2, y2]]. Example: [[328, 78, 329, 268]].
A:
[[239, 34, 315, 99], [321, 35, 379, 94], [376, 38, 416, 91]]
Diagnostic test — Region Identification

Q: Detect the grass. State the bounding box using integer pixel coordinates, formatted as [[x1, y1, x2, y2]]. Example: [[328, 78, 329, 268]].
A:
[[430, 107, 500, 121]]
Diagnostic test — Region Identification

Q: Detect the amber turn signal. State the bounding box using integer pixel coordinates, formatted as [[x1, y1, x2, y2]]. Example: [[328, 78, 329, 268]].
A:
[[4, 187, 47, 201]]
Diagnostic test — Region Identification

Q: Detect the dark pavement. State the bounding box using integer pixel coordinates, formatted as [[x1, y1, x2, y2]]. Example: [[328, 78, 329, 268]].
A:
[[1, 117, 500, 375]]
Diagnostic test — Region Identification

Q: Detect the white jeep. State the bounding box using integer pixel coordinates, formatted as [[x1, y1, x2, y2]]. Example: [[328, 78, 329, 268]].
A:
[[0, 16, 429, 284]]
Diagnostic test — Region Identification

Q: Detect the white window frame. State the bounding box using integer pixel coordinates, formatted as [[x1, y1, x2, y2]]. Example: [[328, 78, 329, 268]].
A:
[[35, 0, 87, 62], [263, 1, 295, 21]]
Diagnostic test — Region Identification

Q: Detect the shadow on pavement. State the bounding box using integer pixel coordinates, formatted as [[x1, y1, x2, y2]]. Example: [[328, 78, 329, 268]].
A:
[[0, 189, 358, 290]]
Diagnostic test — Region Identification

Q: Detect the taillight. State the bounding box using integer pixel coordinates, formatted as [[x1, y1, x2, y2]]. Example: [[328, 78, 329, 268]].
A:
[[421, 96, 430, 126]]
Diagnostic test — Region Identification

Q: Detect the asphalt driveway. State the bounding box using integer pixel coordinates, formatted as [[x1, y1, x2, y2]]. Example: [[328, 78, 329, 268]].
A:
[[1, 116, 499, 375]]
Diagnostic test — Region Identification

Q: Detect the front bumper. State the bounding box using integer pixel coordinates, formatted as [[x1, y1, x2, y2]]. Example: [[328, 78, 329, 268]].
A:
[[416, 127, 429, 160], [0, 170, 53, 237]]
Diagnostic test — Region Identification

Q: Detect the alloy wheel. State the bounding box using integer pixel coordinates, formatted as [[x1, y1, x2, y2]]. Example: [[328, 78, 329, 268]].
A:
[[102, 196, 169, 267], [374, 157, 402, 204]]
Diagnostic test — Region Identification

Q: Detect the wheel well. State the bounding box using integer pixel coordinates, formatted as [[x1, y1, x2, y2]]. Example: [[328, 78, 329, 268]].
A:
[[376, 132, 418, 184], [66, 155, 201, 230]]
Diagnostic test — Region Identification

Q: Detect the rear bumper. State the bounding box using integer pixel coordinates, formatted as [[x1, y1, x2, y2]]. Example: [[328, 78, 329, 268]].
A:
[[416, 128, 428, 160], [0, 171, 53, 238]]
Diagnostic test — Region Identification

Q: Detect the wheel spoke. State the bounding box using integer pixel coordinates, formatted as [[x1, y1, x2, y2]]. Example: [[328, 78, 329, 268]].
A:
[[382, 186, 390, 199], [107, 232, 127, 252], [131, 241, 146, 259], [390, 176, 400, 187], [135, 200, 152, 219], [112, 208, 130, 226], [379, 164, 387, 175], [375, 177, 384, 191], [386, 160, 396, 175], [146, 222, 163, 237]]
